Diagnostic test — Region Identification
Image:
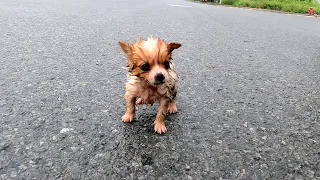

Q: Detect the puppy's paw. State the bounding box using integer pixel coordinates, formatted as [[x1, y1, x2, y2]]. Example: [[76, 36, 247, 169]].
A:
[[167, 102, 178, 114], [154, 122, 167, 134], [122, 113, 134, 123]]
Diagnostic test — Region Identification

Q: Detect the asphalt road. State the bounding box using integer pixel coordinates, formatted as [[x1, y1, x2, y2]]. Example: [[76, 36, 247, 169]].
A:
[[1, 0, 320, 179]]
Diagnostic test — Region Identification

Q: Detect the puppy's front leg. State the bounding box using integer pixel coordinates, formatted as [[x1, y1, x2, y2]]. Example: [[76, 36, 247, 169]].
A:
[[168, 100, 178, 114], [154, 97, 169, 134], [122, 93, 136, 122]]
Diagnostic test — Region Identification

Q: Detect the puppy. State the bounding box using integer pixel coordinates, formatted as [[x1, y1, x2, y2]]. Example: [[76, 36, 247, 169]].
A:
[[119, 37, 181, 134]]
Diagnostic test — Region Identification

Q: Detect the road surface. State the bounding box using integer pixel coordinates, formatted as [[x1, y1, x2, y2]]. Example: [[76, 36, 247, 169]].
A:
[[1, 0, 319, 179]]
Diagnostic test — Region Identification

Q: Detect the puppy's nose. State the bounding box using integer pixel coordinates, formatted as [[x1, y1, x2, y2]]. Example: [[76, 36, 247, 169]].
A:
[[155, 73, 165, 82]]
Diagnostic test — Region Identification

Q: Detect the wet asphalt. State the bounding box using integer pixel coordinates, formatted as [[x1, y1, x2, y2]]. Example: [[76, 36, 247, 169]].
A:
[[1, 0, 320, 179]]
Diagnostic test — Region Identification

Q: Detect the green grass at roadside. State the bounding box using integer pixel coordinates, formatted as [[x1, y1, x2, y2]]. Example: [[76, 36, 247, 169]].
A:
[[195, 0, 320, 14]]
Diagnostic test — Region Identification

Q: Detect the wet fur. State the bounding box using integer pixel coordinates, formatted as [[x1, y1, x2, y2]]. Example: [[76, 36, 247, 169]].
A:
[[119, 37, 181, 134]]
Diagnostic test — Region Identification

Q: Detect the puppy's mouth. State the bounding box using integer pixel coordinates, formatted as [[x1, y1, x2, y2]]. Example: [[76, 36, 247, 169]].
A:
[[153, 81, 165, 86]]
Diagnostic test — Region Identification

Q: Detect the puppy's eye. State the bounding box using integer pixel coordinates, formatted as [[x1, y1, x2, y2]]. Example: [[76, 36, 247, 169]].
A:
[[163, 61, 170, 69], [140, 63, 150, 71]]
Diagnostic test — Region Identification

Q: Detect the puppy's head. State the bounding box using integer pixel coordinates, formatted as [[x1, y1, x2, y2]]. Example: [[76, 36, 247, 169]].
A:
[[119, 37, 181, 86]]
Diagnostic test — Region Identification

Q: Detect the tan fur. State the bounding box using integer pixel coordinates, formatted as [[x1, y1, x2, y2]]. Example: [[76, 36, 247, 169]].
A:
[[119, 37, 181, 134]]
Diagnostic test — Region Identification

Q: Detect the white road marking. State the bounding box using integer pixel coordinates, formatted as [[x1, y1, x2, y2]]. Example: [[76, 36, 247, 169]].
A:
[[166, 4, 192, 8]]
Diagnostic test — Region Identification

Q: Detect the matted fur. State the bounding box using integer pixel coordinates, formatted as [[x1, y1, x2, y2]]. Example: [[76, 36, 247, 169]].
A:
[[119, 37, 181, 134], [125, 62, 178, 103]]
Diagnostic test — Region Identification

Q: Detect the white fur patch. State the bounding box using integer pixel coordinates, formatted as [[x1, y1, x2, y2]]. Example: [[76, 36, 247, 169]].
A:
[[143, 37, 158, 53]]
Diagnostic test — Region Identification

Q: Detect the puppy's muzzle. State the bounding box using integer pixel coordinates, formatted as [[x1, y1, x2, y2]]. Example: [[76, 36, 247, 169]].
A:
[[154, 73, 165, 85]]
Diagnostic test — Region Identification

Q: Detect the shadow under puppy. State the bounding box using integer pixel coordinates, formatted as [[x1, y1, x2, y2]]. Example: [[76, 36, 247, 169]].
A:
[[119, 37, 181, 134]]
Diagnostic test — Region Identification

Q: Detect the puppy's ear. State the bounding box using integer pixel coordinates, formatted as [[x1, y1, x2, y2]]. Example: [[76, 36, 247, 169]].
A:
[[119, 41, 132, 55], [167, 42, 181, 53]]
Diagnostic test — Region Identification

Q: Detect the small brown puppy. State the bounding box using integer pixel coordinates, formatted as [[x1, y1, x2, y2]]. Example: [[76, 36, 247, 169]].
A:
[[119, 37, 181, 134]]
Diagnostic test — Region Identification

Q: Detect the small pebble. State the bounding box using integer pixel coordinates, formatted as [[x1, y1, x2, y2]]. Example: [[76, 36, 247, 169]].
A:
[[185, 165, 191, 171], [243, 122, 248, 127], [60, 128, 73, 134], [19, 164, 27, 170], [29, 160, 36, 164], [64, 108, 72, 112], [226, 110, 235, 114], [70, 147, 78, 151]]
